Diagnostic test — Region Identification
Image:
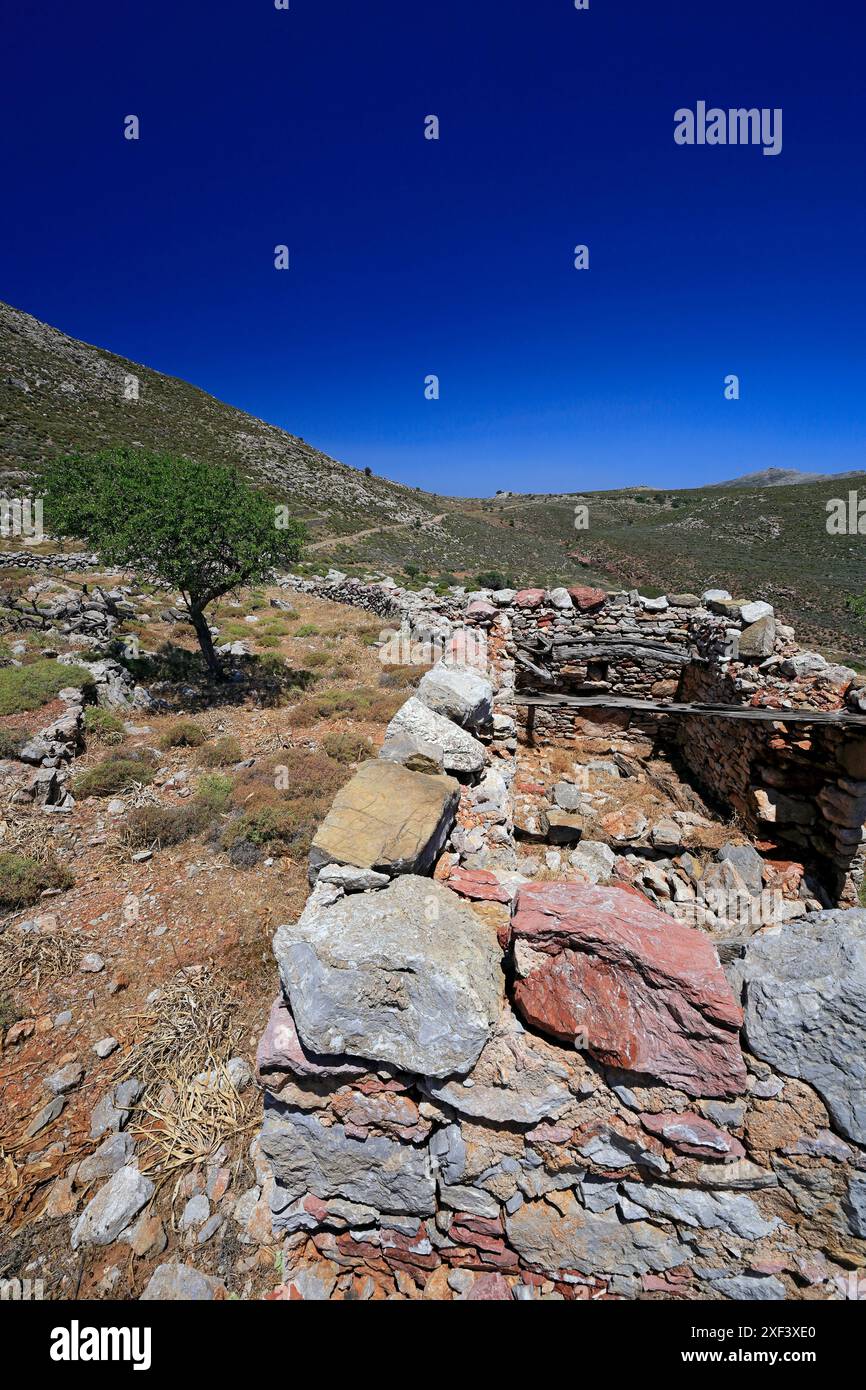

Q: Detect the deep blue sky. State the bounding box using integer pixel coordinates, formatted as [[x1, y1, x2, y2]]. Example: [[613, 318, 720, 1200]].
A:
[[3, 1, 864, 494]]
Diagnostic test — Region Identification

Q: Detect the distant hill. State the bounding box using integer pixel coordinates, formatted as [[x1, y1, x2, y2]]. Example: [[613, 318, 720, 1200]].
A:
[[1, 301, 865, 662], [712, 467, 865, 489]]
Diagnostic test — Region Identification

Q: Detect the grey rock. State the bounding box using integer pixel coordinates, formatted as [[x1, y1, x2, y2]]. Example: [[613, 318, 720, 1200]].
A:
[[90, 1078, 143, 1139], [416, 662, 493, 730], [179, 1193, 210, 1231], [261, 1104, 436, 1216], [80, 952, 105, 973], [274, 875, 503, 1078], [46, 1061, 84, 1095], [75, 1131, 135, 1184], [26, 1096, 65, 1137], [383, 696, 486, 776], [621, 1182, 779, 1239], [843, 1174, 866, 1238], [739, 615, 776, 658], [717, 843, 764, 896], [711, 1273, 788, 1301], [506, 1192, 686, 1277], [568, 840, 616, 884], [140, 1262, 222, 1301], [316, 864, 390, 892], [739, 601, 774, 625], [742, 909, 866, 1143], [71, 1166, 153, 1250], [94, 1036, 119, 1058], [429, 1124, 466, 1185], [439, 1185, 501, 1219], [421, 1020, 577, 1126], [553, 781, 583, 812]]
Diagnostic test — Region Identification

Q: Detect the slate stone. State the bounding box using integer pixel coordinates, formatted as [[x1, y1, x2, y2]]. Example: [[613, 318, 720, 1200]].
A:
[[742, 909, 866, 1143], [275, 875, 502, 1078]]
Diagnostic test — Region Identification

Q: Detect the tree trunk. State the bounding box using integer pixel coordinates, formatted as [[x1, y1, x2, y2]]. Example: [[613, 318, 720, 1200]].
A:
[[189, 605, 224, 680]]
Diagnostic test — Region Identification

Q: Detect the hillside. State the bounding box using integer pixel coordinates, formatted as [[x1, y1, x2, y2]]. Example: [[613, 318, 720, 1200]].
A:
[[2, 301, 865, 660]]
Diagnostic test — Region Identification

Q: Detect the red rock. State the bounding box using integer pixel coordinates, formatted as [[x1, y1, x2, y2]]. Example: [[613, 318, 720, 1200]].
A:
[[445, 866, 511, 904], [514, 588, 546, 609], [568, 586, 606, 611], [465, 601, 496, 618], [511, 882, 747, 1098], [465, 1273, 513, 1300], [639, 1110, 746, 1161]]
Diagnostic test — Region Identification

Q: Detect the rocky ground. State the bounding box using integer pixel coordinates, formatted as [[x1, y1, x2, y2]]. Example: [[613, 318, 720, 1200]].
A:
[[1, 564, 865, 1302]]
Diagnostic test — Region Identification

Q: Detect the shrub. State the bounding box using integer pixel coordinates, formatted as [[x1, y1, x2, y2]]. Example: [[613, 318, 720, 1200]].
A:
[[322, 730, 374, 764], [195, 773, 234, 813], [125, 804, 200, 849], [0, 728, 27, 759], [0, 660, 92, 716], [84, 706, 125, 743], [0, 852, 74, 910], [197, 736, 242, 767], [290, 685, 403, 726], [295, 623, 320, 638], [159, 720, 207, 749], [73, 749, 155, 799]]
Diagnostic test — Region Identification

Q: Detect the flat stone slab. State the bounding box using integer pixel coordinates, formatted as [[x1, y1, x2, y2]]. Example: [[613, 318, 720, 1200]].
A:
[[742, 909, 866, 1144], [262, 1104, 436, 1217], [309, 759, 460, 879], [511, 882, 747, 1098], [506, 1192, 685, 1277], [274, 875, 504, 1077]]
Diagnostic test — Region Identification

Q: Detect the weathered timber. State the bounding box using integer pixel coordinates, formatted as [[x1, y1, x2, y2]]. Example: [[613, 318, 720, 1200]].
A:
[[508, 693, 866, 726]]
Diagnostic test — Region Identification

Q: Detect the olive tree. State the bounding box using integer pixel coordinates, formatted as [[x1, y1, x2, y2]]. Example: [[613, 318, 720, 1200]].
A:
[[40, 448, 305, 678]]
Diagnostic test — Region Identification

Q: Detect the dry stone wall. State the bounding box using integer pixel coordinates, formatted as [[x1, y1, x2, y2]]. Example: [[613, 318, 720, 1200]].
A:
[[252, 572, 866, 1300]]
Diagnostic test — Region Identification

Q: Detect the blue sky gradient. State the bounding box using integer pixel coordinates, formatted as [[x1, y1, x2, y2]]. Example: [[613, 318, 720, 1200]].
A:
[[3, 0, 864, 494]]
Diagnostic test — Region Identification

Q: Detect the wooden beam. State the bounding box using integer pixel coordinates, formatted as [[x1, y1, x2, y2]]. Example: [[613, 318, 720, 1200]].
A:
[[508, 693, 866, 727]]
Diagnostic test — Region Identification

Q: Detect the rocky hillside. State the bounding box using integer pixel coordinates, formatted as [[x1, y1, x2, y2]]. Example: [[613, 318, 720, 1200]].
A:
[[3, 301, 865, 659]]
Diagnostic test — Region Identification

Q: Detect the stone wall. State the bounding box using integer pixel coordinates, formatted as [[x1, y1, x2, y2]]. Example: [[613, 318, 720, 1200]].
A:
[[253, 573, 866, 1300]]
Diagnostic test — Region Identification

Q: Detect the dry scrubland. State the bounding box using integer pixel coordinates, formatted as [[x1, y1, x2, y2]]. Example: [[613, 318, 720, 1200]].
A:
[[0, 574, 425, 1299]]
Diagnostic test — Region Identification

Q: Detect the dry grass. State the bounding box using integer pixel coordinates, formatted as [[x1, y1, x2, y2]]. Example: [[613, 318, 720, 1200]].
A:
[[122, 965, 258, 1179], [0, 919, 79, 995]]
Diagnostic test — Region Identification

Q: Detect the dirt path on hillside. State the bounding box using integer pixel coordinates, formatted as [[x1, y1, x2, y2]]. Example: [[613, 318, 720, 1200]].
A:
[[305, 513, 446, 552]]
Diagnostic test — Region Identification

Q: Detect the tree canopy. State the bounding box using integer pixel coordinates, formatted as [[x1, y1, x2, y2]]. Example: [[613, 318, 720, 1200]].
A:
[[40, 448, 305, 675]]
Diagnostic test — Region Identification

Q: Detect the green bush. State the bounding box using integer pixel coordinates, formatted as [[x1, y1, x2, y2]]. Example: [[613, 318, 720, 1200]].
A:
[[125, 804, 200, 849], [295, 623, 320, 638], [197, 736, 242, 767], [321, 730, 374, 764], [73, 749, 155, 799], [0, 852, 74, 910], [0, 728, 27, 759], [0, 660, 92, 716], [159, 720, 208, 749], [84, 706, 125, 743], [195, 773, 234, 813]]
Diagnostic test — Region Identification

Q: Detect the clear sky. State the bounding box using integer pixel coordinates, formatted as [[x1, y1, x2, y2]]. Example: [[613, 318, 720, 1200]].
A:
[[3, 0, 864, 495]]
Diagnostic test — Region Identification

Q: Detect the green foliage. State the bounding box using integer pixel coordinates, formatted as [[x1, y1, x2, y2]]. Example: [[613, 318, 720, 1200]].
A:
[[197, 736, 242, 767], [40, 449, 305, 604], [195, 773, 234, 813], [321, 729, 374, 764], [73, 748, 155, 799], [39, 448, 305, 675], [0, 660, 92, 716], [84, 706, 125, 743], [159, 720, 208, 749], [475, 570, 511, 590], [0, 852, 74, 910], [0, 728, 27, 759], [295, 623, 320, 638]]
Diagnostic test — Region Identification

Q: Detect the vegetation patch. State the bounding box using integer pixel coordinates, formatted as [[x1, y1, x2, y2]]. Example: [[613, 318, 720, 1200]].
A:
[[0, 853, 75, 912], [83, 706, 125, 743], [321, 729, 374, 764], [73, 747, 156, 799], [0, 660, 91, 716], [159, 720, 208, 749], [197, 736, 242, 767]]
